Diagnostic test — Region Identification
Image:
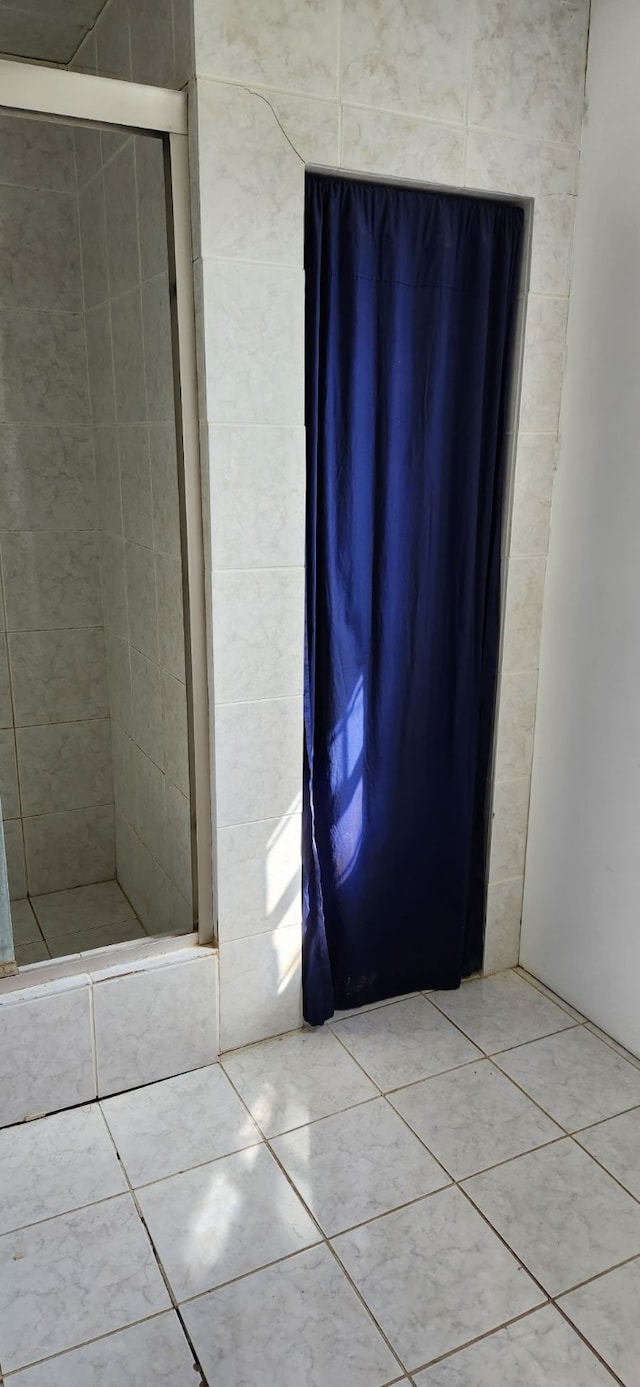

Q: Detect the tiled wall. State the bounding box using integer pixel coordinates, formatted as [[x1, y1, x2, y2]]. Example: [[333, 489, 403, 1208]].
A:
[[191, 0, 589, 1047], [70, 0, 193, 90], [0, 111, 114, 901], [74, 117, 193, 939]]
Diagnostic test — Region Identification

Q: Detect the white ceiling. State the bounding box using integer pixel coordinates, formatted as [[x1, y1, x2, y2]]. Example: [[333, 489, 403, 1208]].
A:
[[0, 0, 105, 65]]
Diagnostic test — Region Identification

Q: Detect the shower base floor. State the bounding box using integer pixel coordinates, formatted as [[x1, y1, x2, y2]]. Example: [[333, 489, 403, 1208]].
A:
[[10, 881, 153, 965]]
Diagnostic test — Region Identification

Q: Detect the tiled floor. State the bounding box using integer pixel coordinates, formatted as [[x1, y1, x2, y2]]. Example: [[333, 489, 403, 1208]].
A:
[[11, 881, 154, 965], [1, 969, 640, 1383]]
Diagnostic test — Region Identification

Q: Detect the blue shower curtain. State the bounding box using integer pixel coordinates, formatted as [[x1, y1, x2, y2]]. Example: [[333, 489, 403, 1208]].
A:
[[303, 172, 523, 1026]]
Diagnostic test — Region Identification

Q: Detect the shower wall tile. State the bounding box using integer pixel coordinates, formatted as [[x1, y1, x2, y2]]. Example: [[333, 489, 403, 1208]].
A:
[[135, 137, 169, 284], [341, 0, 469, 121], [209, 426, 305, 571], [0, 426, 95, 532], [9, 629, 109, 727], [164, 781, 192, 901], [119, 425, 153, 548], [213, 567, 304, 704], [519, 296, 569, 434], [126, 543, 159, 662], [0, 730, 19, 821], [484, 877, 524, 974], [502, 558, 547, 675], [16, 719, 113, 817], [142, 276, 175, 422], [217, 813, 302, 943], [201, 261, 304, 426], [470, 0, 589, 146], [100, 534, 129, 639], [104, 631, 133, 737], [196, 81, 304, 266], [104, 142, 140, 299], [95, 0, 132, 81], [0, 638, 11, 730], [130, 649, 163, 769], [173, 0, 195, 88], [0, 188, 81, 312], [24, 803, 115, 895], [1, 531, 101, 632], [510, 434, 558, 558], [215, 697, 303, 829], [194, 0, 339, 95], [0, 112, 75, 193], [0, 978, 95, 1127], [134, 748, 166, 864], [494, 671, 539, 783], [93, 427, 123, 538], [70, 25, 97, 76], [111, 289, 146, 424], [86, 305, 116, 424], [79, 176, 108, 311], [489, 778, 531, 884], [161, 671, 189, 795], [0, 311, 90, 425], [219, 923, 302, 1050], [150, 425, 181, 559], [111, 724, 137, 828], [155, 553, 185, 682], [130, 0, 175, 88], [3, 819, 26, 899], [74, 126, 102, 190], [251, 90, 341, 168], [341, 106, 466, 185]]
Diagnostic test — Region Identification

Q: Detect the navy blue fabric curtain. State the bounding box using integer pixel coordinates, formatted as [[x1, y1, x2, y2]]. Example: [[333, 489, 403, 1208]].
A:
[[303, 172, 523, 1026]]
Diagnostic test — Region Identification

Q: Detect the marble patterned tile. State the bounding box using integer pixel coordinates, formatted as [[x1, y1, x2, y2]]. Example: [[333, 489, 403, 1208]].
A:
[[430, 971, 574, 1054], [341, 0, 469, 122], [0, 1105, 126, 1235], [501, 557, 546, 674], [585, 1021, 640, 1070], [217, 812, 302, 942], [196, 80, 304, 265], [135, 136, 169, 284], [96, 0, 131, 81], [0, 634, 11, 729], [23, 805, 115, 895], [119, 425, 153, 547], [252, 90, 340, 167], [102, 1063, 259, 1187], [0, 978, 95, 1127], [93, 953, 218, 1096], [164, 781, 192, 901], [183, 1244, 399, 1387], [390, 1059, 561, 1180], [213, 567, 304, 703], [489, 778, 531, 883], [74, 124, 101, 189], [111, 288, 146, 425], [0, 425, 96, 532], [415, 1304, 615, 1385], [483, 877, 523, 974], [173, 0, 195, 89], [219, 926, 302, 1049], [201, 260, 304, 426], [136, 1143, 318, 1301], [130, 0, 174, 86], [272, 1097, 449, 1234], [150, 424, 181, 558], [494, 671, 538, 780], [78, 173, 108, 312], [342, 106, 465, 185], [155, 552, 186, 681], [3, 817, 26, 899], [333, 1186, 542, 1371], [210, 426, 305, 570], [1, 531, 101, 632], [104, 630, 133, 736], [49, 920, 144, 958], [574, 1108, 640, 1196], [215, 696, 302, 828], [194, 0, 339, 96], [0, 187, 81, 313], [94, 426, 122, 538], [0, 8, 86, 65], [0, 111, 75, 192], [0, 728, 19, 819], [224, 1027, 377, 1136], [161, 670, 189, 795], [11, 1313, 198, 1387], [16, 719, 112, 816], [0, 1195, 170, 1372], [331, 996, 481, 1092], [469, 0, 589, 145], [85, 302, 116, 425], [515, 968, 585, 1021], [560, 1257, 640, 1386], [520, 295, 569, 434], [126, 541, 159, 662], [104, 141, 140, 299], [31, 883, 134, 943], [510, 434, 558, 557], [142, 275, 174, 423], [463, 1138, 640, 1296], [131, 648, 163, 768], [494, 1025, 640, 1130], [9, 897, 41, 946], [0, 309, 89, 426], [134, 747, 165, 864]]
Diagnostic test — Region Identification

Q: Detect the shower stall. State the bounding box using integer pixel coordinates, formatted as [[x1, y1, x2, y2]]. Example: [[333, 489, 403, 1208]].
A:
[[0, 59, 212, 976]]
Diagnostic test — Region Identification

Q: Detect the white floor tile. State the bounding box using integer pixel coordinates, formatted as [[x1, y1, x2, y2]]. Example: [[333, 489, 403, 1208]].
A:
[[389, 1060, 562, 1180], [271, 1098, 449, 1235], [9, 1313, 197, 1386], [586, 1021, 640, 1071], [560, 1256, 640, 1386], [222, 1027, 377, 1137], [414, 1305, 615, 1385], [333, 1187, 542, 1372], [331, 997, 481, 1092], [182, 1244, 400, 1387], [0, 1195, 170, 1372], [463, 1138, 640, 1295], [32, 882, 136, 938], [494, 1025, 640, 1130], [0, 1105, 126, 1235], [575, 1107, 640, 1198], [430, 973, 575, 1054], [102, 1064, 260, 1186], [515, 968, 586, 1021], [136, 1143, 319, 1302]]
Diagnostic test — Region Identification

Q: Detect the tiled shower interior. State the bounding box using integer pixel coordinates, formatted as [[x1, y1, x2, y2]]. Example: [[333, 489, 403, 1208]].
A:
[[0, 109, 193, 964]]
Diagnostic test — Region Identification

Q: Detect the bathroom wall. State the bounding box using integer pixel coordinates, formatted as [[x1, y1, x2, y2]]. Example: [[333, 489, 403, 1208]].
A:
[[0, 110, 114, 902], [521, 0, 640, 1057], [70, 0, 193, 90], [75, 121, 193, 938], [191, 0, 590, 1048]]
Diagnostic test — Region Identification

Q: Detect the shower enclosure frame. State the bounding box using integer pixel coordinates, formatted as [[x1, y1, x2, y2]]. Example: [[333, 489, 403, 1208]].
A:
[[0, 58, 215, 955]]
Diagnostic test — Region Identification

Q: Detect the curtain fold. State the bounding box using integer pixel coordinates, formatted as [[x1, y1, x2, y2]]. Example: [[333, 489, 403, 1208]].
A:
[[303, 172, 523, 1026]]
